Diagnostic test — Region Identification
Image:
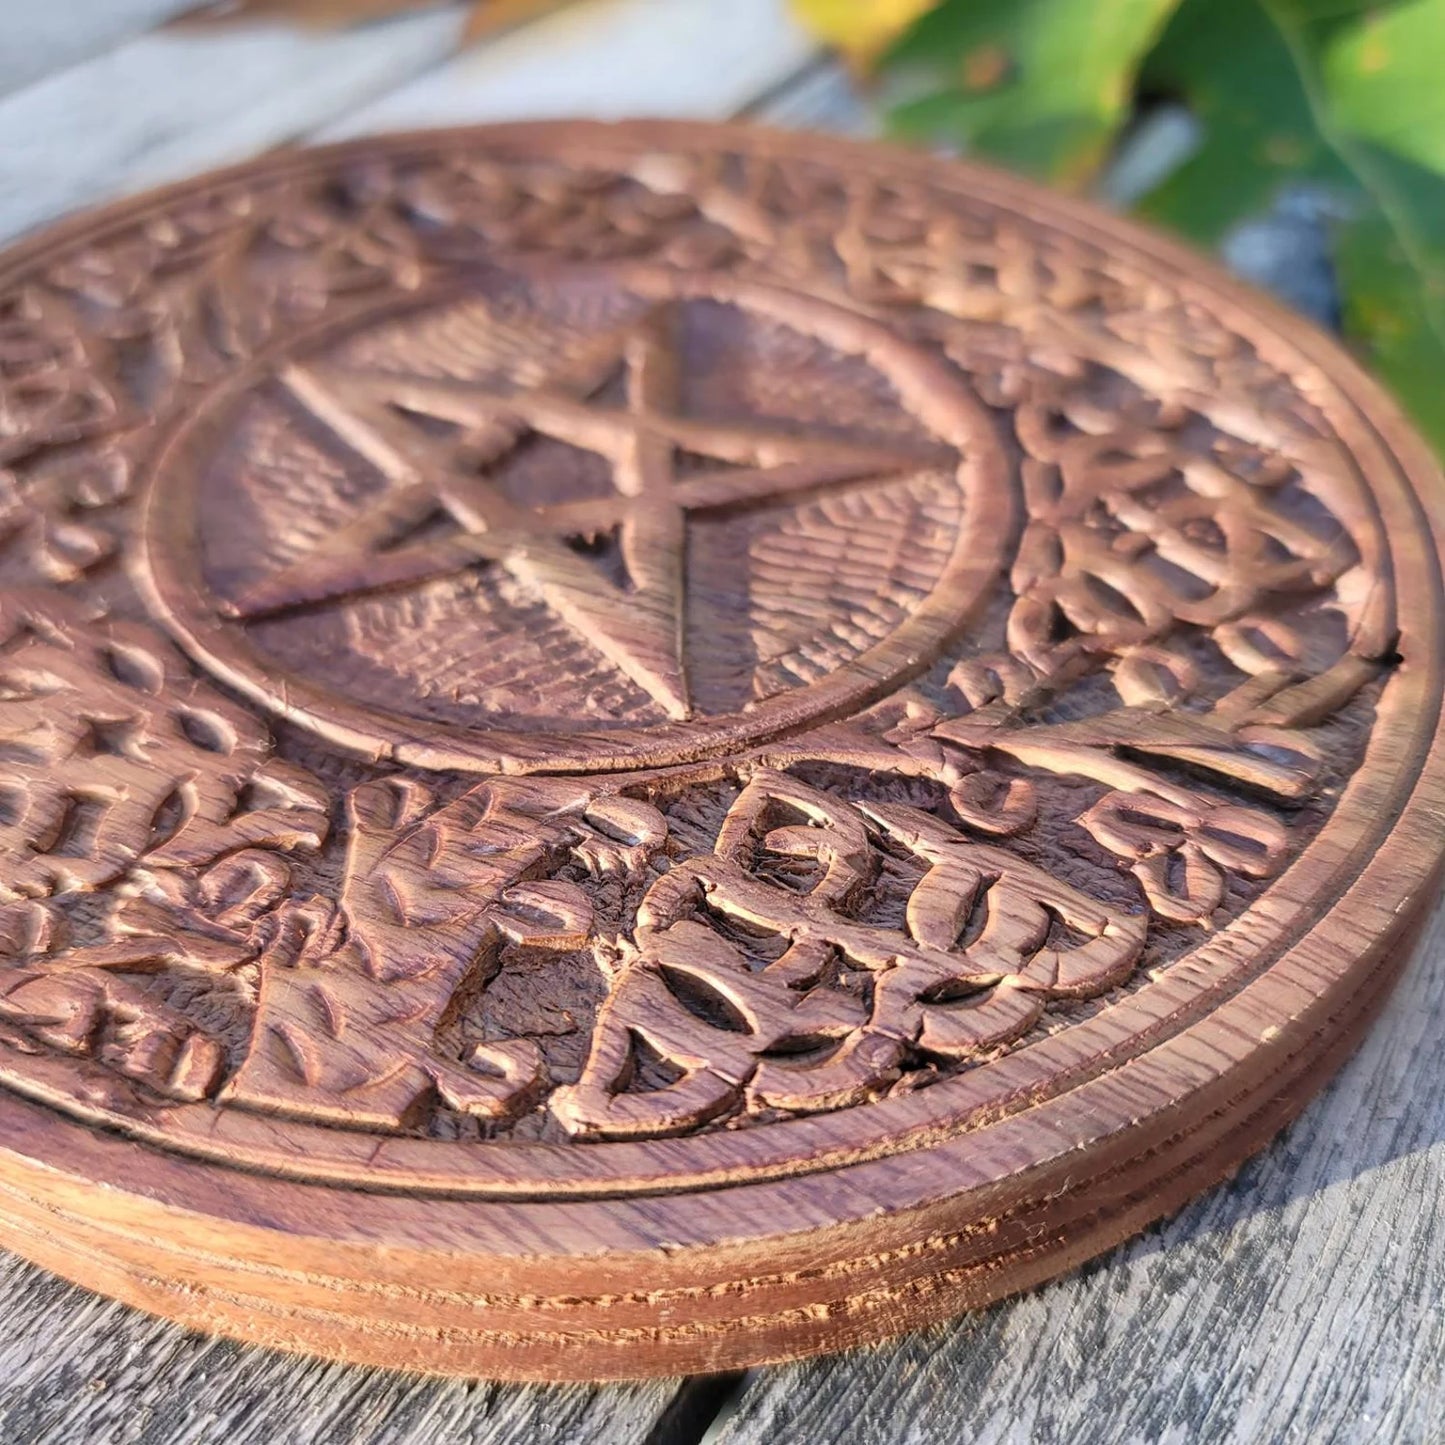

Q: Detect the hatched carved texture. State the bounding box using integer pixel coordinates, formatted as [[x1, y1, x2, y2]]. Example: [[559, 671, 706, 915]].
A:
[[0, 129, 1394, 1152]]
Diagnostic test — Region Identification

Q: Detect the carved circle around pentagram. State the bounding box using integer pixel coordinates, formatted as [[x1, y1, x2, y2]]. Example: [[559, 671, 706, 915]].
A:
[[0, 120, 1440, 1381], [137, 265, 1012, 773]]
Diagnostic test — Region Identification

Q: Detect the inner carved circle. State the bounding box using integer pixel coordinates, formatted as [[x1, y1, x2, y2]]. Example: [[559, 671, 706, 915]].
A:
[[137, 266, 1011, 773]]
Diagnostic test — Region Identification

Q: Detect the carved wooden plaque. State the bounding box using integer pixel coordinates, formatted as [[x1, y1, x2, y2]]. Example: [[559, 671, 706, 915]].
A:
[[0, 120, 1440, 1381]]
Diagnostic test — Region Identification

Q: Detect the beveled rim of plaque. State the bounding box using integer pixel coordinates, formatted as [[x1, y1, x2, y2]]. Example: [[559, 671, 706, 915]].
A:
[[0, 119, 1439, 1381]]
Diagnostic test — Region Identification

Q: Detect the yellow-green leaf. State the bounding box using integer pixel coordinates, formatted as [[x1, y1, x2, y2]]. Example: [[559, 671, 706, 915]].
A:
[[789, 0, 941, 68], [1139, 0, 1445, 456]]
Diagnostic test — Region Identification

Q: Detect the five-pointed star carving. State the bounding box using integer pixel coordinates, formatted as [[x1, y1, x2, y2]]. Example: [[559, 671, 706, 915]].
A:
[[228, 304, 945, 720]]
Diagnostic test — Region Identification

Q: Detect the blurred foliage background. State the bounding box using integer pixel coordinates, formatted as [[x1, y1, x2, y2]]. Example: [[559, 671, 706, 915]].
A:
[[794, 0, 1445, 455]]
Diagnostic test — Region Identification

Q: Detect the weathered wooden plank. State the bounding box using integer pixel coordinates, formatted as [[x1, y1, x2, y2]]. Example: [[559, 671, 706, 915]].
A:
[[713, 902, 1445, 1445], [746, 56, 877, 136], [0, 7, 469, 243], [0, 1254, 680, 1444], [320, 0, 816, 137], [0, 0, 816, 247], [0, 0, 197, 99]]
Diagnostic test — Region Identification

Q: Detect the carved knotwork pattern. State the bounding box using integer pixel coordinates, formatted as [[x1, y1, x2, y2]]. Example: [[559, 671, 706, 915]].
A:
[[0, 593, 328, 900], [553, 773, 1145, 1139], [0, 134, 1394, 1148]]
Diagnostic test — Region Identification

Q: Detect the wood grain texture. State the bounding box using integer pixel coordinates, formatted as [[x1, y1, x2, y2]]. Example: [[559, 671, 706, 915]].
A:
[[713, 897, 1445, 1445], [0, 1252, 678, 1445], [4, 8, 1443, 1429]]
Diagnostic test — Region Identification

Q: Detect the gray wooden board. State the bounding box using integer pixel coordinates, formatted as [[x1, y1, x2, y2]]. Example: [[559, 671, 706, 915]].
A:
[[0, 1258, 679, 1444], [711, 898, 1445, 1445], [0, 0, 816, 245], [320, 0, 815, 138], [0, 6, 469, 244], [0, 0, 198, 99], [745, 55, 879, 137]]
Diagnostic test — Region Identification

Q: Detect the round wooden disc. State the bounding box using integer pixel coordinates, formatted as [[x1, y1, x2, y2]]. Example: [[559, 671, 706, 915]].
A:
[[0, 120, 1440, 1382]]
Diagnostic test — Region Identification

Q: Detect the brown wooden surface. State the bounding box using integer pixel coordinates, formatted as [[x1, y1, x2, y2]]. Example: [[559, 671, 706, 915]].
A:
[[0, 116, 1437, 1383], [4, 906, 1443, 1438]]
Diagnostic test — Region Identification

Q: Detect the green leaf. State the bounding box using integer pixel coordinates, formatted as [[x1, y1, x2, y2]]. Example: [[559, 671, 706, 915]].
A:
[[1138, 0, 1351, 243], [1329, 146, 1445, 455], [883, 0, 1183, 188], [1136, 0, 1445, 456], [1319, 0, 1445, 175]]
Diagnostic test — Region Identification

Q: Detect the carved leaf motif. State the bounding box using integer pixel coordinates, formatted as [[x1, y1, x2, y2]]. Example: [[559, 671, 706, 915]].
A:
[[0, 597, 333, 1102], [1005, 398, 1357, 676], [269, 171, 425, 296], [0, 289, 126, 469], [64, 850, 298, 973], [935, 652, 1339, 926], [1078, 790, 1288, 924], [224, 777, 666, 1131]]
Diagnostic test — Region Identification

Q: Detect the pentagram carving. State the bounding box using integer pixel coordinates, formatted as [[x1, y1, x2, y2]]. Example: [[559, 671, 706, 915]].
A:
[[0, 121, 1439, 1382], [138, 267, 1007, 771]]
